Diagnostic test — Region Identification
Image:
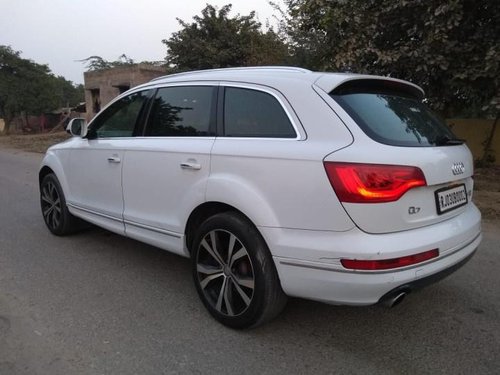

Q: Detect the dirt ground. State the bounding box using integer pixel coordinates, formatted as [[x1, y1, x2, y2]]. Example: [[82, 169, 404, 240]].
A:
[[0, 132, 71, 154], [1, 132, 499, 221], [473, 167, 500, 221]]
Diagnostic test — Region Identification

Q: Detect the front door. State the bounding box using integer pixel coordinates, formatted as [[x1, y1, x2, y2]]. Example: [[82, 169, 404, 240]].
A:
[[65, 90, 152, 234]]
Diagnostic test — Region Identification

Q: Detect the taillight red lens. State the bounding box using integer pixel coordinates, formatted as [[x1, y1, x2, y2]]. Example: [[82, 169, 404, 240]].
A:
[[324, 162, 426, 203], [341, 249, 439, 270]]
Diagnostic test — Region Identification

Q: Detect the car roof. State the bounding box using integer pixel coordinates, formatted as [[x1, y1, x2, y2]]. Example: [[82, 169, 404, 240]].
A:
[[138, 66, 425, 97]]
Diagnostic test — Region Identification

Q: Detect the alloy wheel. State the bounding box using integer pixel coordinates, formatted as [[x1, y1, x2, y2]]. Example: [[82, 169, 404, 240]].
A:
[[196, 229, 255, 317], [41, 180, 62, 231]]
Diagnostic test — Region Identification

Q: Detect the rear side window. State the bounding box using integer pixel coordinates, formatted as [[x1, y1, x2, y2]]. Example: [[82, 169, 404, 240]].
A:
[[224, 87, 296, 138], [146, 86, 215, 137], [331, 81, 458, 147]]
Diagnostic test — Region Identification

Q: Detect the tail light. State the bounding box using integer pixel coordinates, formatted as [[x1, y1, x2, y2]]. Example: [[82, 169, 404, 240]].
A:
[[341, 249, 439, 270], [324, 162, 426, 203]]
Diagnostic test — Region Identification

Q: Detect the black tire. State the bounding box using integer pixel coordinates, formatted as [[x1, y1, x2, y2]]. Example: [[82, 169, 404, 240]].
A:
[[191, 212, 287, 329], [40, 173, 82, 236]]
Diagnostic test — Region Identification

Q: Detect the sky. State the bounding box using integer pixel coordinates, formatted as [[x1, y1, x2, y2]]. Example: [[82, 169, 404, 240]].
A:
[[0, 0, 281, 84]]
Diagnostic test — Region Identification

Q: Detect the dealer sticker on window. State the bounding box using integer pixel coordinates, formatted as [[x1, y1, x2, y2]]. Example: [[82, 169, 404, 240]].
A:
[[435, 184, 468, 215]]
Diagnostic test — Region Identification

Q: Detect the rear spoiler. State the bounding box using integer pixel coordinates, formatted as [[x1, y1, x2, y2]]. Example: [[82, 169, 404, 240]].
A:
[[315, 75, 425, 99]]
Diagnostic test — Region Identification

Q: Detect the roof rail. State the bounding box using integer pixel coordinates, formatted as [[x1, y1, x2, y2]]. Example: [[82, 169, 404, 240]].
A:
[[150, 66, 312, 82]]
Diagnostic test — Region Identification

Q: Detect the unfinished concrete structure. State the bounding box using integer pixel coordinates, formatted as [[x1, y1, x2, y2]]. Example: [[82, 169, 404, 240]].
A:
[[84, 64, 165, 120]]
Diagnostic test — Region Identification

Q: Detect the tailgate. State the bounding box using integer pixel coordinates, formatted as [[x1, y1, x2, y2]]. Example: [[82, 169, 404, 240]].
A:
[[324, 144, 475, 234]]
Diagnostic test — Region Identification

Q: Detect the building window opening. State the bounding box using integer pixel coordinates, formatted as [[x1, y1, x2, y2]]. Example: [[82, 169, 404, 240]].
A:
[[90, 89, 101, 113], [117, 85, 130, 94]]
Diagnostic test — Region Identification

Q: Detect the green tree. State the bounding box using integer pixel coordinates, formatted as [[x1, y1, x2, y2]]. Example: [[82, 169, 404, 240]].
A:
[[79, 54, 165, 75], [79, 54, 136, 71], [283, 0, 499, 118], [0, 45, 83, 134], [162, 4, 290, 71], [52, 76, 84, 108]]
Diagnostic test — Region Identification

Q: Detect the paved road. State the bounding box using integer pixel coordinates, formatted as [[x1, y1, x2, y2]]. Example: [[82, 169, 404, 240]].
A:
[[0, 147, 499, 375]]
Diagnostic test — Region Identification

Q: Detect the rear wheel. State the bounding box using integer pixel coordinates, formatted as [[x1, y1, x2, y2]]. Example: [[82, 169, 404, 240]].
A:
[[40, 173, 82, 235], [191, 212, 287, 329]]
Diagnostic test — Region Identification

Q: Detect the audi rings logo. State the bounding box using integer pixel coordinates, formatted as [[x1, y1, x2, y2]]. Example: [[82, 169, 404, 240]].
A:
[[452, 162, 465, 175]]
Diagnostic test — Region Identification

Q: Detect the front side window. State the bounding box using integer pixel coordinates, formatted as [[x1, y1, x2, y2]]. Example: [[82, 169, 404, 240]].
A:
[[88, 90, 151, 138], [146, 86, 215, 137], [223, 87, 296, 138]]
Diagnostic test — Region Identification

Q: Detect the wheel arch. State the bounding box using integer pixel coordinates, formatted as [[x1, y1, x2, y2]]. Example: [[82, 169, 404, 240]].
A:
[[38, 152, 71, 200], [39, 165, 55, 185], [185, 202, 256, 254], [184, 175, 282, 253], [204, 175, 280, 227]]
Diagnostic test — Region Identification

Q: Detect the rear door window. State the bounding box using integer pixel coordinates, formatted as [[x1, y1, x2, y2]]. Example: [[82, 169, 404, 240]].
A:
[[223, 87, 296, 138], [146, 86, 216, 137], [331, 81, 459, 147]]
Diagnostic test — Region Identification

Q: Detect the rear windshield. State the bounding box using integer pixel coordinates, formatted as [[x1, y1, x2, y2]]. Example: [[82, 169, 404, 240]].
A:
[[331, 85, 459, 147]]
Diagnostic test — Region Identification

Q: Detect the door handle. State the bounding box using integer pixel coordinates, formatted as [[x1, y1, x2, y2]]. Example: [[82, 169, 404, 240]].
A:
[[107, 156, 121, 163], [180, 162, 201, 170]]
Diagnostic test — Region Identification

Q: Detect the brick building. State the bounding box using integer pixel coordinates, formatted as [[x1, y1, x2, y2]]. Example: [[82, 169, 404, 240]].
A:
[[84, 63, 165, 120]]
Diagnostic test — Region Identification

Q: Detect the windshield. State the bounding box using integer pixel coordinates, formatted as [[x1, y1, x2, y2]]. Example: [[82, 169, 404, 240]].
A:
[[332, 91, 460, 147]]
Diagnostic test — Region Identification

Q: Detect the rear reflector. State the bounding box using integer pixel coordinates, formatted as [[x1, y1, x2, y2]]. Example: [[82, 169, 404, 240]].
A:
[[324, 162, 427, 203], [341, 249, 439, 270]]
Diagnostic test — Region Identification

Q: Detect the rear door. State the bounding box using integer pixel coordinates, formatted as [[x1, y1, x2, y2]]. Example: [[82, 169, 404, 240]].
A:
[[122, 84, 217, 255]]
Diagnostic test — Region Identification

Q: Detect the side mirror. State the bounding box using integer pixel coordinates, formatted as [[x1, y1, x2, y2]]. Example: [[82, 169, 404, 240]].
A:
[[66, 118, 88, 137]]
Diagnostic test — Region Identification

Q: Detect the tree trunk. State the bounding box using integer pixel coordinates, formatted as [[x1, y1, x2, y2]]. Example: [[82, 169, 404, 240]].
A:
[[482, 112, 499, 165], [1, 115, 13, 135]]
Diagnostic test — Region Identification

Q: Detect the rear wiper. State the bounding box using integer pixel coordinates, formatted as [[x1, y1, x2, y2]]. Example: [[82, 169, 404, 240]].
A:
[[434, 136, 465, 146]]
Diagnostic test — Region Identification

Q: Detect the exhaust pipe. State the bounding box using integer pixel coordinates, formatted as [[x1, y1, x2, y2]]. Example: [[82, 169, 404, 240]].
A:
[[383, 291, 408, 308]]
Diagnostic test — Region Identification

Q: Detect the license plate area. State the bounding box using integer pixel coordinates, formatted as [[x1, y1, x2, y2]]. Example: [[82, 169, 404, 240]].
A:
[[435, 184, 468, 215]]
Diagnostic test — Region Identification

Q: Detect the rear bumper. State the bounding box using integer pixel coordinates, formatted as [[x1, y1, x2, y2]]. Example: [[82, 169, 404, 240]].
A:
[[260, 204, 481, 305], [377, 248, 476, 305]]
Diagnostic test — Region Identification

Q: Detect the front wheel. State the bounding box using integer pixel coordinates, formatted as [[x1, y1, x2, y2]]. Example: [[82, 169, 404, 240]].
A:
[[40, 173, 82, 236], [191, 212, 287, 329]]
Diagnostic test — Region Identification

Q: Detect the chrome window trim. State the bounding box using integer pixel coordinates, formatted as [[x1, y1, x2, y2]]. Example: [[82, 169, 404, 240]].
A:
[[91, 81, 305, 141]]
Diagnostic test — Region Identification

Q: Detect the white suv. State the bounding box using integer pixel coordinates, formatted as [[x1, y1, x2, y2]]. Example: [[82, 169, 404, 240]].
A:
[[39, 67, 482, 328]]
